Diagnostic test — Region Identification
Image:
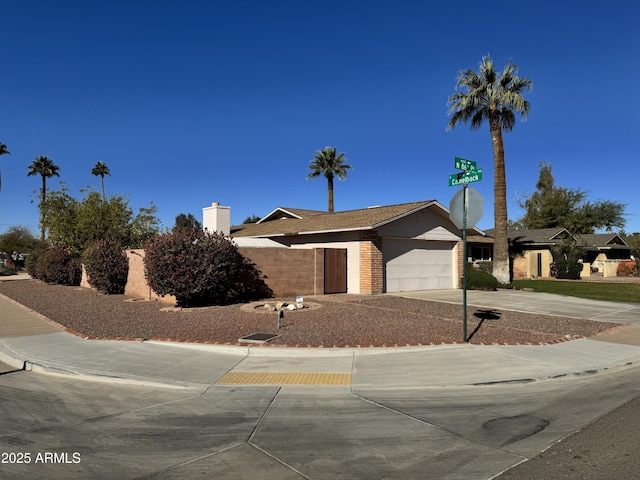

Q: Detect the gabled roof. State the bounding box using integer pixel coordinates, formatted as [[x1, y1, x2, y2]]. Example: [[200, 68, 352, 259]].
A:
[[492, 228, 631, 249], [258, 207, 326, 223], [580, 233, 629, 248], [507, 228, 576, 245], [232, 200, 458, 238]]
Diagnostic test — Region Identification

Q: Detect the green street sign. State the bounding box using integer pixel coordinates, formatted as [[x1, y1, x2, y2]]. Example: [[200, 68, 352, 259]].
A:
[[454, 157, 477, 171], [449, 168, 482, 186]]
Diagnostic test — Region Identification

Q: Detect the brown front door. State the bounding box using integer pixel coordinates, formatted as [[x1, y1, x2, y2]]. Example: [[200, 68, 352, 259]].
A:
[[324, 249, 347, 294]]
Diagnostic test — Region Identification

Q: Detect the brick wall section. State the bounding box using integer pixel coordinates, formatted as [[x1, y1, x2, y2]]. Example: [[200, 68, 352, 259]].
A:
[[456, 240, 464, 288], [512, 254, 528, 279], [239, 247, 324, 297], [359, 230, 383, 294]]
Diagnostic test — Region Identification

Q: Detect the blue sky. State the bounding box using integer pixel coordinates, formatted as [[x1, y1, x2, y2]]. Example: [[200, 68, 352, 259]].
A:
[[1, 1, 638, 236]]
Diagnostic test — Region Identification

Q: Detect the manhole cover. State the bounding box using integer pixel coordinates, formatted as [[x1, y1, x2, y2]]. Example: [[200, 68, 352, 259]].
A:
[[239, 333, 279, 344]]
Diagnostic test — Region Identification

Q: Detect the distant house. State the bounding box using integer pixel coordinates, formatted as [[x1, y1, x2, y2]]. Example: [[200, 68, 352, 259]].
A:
[[204, 200, 489, 295], [503, 228, 632, 279], [579, 232, 633, 274]]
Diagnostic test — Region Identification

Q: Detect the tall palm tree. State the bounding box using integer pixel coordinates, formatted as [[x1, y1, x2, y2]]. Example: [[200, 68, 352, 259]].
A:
[[447, 55, 532, 284], [0, 142, 10, 194], [307, 146, 352, 213], [27, 155, 61, 241], [91, 161, 111, 200]]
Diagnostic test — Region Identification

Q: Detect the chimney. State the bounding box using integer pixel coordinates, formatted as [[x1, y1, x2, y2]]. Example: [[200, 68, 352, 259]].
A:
[[202, 202, 231, 235]]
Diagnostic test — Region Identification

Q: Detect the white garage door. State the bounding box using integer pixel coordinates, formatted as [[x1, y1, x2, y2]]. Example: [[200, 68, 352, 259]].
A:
[[384, 239, 453, 292]]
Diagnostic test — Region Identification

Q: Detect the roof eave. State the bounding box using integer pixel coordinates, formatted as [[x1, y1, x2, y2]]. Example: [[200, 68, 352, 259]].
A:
[[297, 226, 371, 235], [370, 201, 439, 229], [257, 207, 303, 224]]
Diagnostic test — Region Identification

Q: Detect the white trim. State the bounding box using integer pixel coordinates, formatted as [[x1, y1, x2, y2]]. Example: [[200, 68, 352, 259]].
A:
[[257, 207, 303, 223]]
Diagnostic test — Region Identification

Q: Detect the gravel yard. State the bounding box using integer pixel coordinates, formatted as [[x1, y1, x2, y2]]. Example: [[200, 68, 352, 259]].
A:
[[0, 279, 618, 347]]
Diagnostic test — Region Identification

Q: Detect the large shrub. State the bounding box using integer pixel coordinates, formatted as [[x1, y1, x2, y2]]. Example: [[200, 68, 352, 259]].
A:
[[465, 269, 498, 291], [0, 262, 16, 276], [550, 237, 584, 280], [143, 228, 270, 307], [475, 261, 493, 274], [83, 238, 129, 294], [554, 260, 582, 280], [616, 260, 638, 277], [25, 248, 42, 278], [35, 245, 82, 285]]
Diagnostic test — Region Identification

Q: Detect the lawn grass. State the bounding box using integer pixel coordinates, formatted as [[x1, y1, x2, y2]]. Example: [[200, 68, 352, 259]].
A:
[[512, 279, 640, 304]]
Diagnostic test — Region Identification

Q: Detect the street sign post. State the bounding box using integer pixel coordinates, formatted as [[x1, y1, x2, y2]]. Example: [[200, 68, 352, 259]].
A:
[[449, 157, 483, 343]]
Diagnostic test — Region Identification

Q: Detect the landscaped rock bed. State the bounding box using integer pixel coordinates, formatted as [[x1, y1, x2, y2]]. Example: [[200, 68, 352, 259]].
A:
[[0, 279, 620, 347], [240, 300, 322, 314]]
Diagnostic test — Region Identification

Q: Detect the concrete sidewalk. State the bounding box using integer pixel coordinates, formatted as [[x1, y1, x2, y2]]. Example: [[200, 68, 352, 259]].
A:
[[393, 288, 640, 324], [1, 280, 640, 389]]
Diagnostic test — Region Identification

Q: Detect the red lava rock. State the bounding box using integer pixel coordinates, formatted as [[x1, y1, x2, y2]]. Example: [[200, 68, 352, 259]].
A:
[[0, 279, 618, 348]]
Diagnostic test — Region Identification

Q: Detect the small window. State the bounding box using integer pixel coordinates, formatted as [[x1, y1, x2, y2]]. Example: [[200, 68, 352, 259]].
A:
[[469, 245, 491, 261]]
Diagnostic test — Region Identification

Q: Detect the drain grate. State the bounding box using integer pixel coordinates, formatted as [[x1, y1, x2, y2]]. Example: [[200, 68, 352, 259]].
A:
[[239, 333, 279, 344], [216, 372, 352, 386]]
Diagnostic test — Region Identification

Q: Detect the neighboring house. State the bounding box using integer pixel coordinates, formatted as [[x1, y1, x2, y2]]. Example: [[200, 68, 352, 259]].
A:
[[503, 228, 632, 279], [580, 233, 633, 274], [204, 200, 488, 295]]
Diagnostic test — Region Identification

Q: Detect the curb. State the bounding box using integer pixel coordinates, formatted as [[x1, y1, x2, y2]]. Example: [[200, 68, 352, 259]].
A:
[[2, 338, 638, 389], [23, 360, 200, 389]]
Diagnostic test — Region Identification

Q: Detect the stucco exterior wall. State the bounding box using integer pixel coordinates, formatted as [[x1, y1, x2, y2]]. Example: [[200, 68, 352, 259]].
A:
[[376, 208, 461, 242], [512, 249, 554, 279]]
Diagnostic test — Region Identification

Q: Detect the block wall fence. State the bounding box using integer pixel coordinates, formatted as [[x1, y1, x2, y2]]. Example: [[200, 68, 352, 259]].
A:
[[81, 247, 326, 304]]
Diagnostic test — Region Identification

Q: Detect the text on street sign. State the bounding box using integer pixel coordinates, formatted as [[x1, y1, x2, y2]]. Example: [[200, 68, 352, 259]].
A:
[[454, 157, 477, 171], [449, 169, 483, 186]]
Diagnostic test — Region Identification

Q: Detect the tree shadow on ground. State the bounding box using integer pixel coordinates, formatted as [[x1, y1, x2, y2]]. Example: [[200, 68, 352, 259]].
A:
[[467, 309, 502, 342]]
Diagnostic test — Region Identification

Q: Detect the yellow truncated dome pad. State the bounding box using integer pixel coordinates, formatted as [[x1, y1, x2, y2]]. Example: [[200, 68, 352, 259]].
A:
[[216, 372, 352, 386]]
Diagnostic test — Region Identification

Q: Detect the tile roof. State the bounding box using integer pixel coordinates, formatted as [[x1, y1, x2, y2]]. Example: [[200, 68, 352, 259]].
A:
[[232, 201, 440, 237]]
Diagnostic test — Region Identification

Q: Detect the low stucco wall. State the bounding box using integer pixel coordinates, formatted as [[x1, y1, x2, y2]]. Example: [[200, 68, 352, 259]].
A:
[[581, 262, 591, 278], [602, 261, 619, 278]]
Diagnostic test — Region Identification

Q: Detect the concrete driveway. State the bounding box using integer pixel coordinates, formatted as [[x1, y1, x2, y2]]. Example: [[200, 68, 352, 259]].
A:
[[391, 288, 640, 324]]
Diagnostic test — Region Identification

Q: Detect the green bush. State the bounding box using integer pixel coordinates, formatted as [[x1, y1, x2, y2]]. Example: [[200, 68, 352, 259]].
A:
[[0, 262, 16, 276], [36, 245, 82, 285], [475, 261, 493, 274], [554, 260, 582, 280], [25, 248, 41, 278], [464, 269, 498, 291], [83, 238, 129, 294], [143, 228, 271, 307]]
